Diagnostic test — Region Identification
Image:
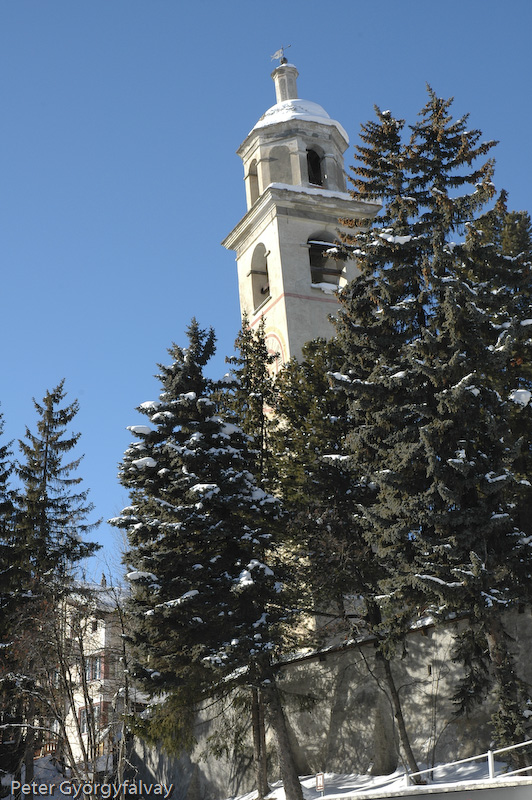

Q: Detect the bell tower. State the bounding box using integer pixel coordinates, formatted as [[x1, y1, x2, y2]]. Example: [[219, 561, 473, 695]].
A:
[[222, 60, 379, 363]]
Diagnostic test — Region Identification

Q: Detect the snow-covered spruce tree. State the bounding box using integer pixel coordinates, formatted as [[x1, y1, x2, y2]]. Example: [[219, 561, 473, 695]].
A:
[[455, 194, 532, 750], [331, 105, 440, 776], [218, 317, 280, 799], [337, 88, 532, 750], [112, 321, 303, 800], [409, 95, 532, 749], [464, 192, 532, 542], [342, 107, 431, 368]]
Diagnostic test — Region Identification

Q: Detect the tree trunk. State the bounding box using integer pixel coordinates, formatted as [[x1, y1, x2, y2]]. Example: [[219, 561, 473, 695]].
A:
[[251, 688, 270, 799], [24, 697, 35, 800], [262, 681, 303, 800], [13, 765, 23, 800], [381, 657, 422, 781]]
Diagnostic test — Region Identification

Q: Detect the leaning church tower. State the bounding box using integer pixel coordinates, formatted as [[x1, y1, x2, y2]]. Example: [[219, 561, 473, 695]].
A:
[[222, 58, 379, 363]]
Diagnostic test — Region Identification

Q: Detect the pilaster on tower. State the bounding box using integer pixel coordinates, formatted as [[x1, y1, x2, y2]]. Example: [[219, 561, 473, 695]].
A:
[[222, 62, 380, 365]]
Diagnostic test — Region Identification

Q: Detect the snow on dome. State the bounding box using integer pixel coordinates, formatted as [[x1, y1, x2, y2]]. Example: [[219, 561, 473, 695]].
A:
[[252, 98, 349, 143]]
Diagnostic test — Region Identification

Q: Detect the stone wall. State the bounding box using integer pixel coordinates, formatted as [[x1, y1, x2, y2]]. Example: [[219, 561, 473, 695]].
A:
[[128, 610, 532, 800]]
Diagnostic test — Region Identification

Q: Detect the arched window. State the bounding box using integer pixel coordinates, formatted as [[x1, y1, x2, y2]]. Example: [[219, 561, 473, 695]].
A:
[[308, 234, 345, 288], [248, 160, 259, 205], [307, 149, 323, 186], [250, 244, 270, 311]]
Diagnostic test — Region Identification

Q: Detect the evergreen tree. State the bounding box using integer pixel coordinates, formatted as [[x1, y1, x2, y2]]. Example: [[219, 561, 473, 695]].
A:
[[112, 321, 303, 800], [340, 107, 427, 376], [337, 88, 532, 750], [17, 380, 99, 583], [0, 410, 26, 787], [273, 337, 423, 774], [222, 314, 277, 480], [3, 382, 100, 785], [334, 104, 444, 775], [219, 317, 280, 798], [270, 338, 368, 626], [457, 195, 532, 750], [465, 193, 532, 541], [0, 408, 17, 629]]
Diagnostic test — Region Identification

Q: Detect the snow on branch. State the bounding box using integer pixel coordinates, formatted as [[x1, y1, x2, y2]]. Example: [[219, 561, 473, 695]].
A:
[[509, 389, 531, 407], [415, 574, 463, 589], [132, 457, 157, 469]]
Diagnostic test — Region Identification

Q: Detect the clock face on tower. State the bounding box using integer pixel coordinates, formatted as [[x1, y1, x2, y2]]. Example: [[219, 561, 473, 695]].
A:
[[264, 332, 285, 374]]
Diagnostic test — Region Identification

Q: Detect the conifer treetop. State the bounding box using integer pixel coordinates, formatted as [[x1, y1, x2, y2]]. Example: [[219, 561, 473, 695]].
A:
[[114, 321, 289, 699], [17, 379, 100, 581]]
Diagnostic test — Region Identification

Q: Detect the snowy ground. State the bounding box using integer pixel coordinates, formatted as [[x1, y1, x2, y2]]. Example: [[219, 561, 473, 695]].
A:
[[230, 758, 523, 800], [2, 758, 62, 798], [2, 755, 528, 800]]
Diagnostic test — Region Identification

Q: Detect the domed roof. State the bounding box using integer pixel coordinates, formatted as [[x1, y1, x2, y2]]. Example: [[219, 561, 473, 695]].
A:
[[252, 98, 349, 143]]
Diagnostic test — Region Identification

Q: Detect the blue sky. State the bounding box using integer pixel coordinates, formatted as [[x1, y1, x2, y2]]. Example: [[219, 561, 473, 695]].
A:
[[1, 0, 530, 577]]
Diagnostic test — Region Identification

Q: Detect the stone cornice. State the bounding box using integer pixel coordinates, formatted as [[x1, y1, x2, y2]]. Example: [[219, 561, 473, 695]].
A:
[[222, 184, 380, 253]]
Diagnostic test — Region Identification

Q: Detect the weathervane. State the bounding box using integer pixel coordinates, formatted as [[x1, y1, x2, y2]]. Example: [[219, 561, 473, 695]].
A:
[[271, 45, 291, 65]]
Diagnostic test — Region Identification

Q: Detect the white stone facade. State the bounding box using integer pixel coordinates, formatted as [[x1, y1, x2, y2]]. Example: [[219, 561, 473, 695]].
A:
[[39, 586, 143, 778], [61, 592, 123, 768]]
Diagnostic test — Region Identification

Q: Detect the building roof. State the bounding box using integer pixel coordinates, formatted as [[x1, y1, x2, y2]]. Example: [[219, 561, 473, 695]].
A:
[[251, 98, 349, 143]]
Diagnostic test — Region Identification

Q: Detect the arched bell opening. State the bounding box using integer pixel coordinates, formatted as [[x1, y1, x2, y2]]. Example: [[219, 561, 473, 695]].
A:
[[308, 233, 345, 287], [247, 159, 260, 206], [307, 148, 324, 187], [250, 243, 270, 311]]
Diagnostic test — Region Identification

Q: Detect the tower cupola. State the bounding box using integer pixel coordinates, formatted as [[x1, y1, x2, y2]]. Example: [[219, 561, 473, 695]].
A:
[[223, 61, 379, 364], [238, 62, 350, 209]]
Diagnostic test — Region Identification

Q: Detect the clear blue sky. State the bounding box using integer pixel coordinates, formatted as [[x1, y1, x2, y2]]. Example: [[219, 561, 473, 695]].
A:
[[1, 0, 530, 578]]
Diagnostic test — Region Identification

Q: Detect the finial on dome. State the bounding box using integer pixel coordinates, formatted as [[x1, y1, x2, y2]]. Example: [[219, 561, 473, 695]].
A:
[[271, 50, 298, 104]]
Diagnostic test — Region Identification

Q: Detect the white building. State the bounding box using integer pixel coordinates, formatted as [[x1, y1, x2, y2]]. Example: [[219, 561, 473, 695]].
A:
[[62, 586, 123, 769], [223, 59, 379, 363], [38, 584, 143, 779]]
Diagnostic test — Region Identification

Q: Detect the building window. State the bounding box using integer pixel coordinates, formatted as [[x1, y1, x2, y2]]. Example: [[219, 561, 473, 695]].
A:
[[84, 654, 103, 681], [307, 149, 323, 186], [79, 703, 108, 735], [249, 243, 270, 311], [79, 707, 89, 735], [91, 620, 98, 633], [308, 236, 345, 288]]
